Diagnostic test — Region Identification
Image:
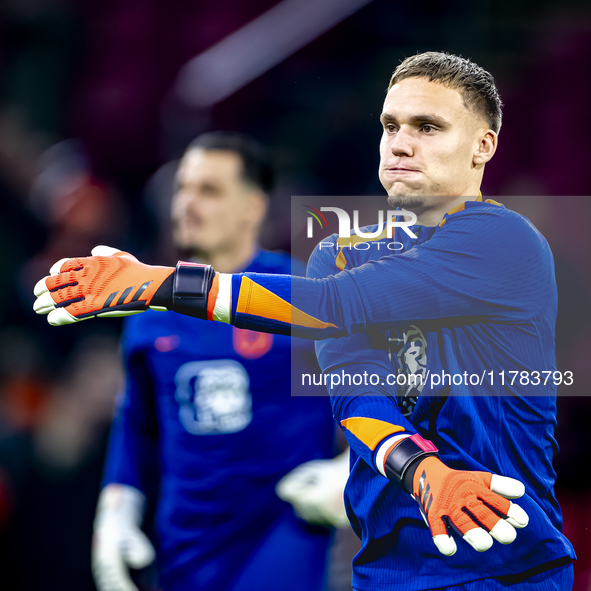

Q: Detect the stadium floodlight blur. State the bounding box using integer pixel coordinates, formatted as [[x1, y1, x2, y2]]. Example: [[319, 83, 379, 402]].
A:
[[175, 0, 374, 108]]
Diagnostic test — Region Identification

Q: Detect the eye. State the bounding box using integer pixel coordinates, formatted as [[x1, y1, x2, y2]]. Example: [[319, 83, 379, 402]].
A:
[[421, 124, 436, 134], [383, 123, 397, 133], [200, 183, 223, 196]]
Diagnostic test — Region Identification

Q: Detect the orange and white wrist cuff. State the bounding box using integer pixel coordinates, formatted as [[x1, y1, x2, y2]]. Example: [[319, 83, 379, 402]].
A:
[[378, 433, 439, 491], [213, 273, 232, 323]]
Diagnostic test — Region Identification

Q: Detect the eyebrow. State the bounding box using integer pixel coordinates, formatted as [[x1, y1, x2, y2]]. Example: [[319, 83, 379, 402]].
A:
[[380, 113, 450, 128]]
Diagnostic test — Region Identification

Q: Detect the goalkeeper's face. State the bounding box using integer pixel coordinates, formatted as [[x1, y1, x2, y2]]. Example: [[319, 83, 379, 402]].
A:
[[378, 76, 497, 210], [172, 148, 265, 256]]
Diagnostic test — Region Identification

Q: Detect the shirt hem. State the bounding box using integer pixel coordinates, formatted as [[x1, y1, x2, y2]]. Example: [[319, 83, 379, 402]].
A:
[[351, 549, 575, 591]]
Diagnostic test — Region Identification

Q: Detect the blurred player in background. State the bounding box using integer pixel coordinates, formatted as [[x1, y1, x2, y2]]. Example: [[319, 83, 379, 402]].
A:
[[91, 132, 349, 591]]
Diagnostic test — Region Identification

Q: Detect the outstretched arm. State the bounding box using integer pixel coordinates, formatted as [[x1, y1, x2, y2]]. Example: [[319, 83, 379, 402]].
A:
[[32, 245, 340, 338], [34, 208, 550, 338]]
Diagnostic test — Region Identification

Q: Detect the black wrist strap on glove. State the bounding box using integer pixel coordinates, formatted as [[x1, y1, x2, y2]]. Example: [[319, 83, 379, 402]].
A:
[[384, 434, 439, 493], [171, 262, 216, 320]]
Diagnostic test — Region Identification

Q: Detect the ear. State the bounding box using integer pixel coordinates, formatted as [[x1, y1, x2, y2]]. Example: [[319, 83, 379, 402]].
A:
[[246, 189, 269, 227], [473, 129, 498, 166]]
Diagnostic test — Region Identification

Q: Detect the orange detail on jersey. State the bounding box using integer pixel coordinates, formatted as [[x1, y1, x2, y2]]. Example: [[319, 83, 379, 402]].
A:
[[446, 202, 467, 216], [334, 227, 390, 271], [438, 193, 499, 228], [438, 203, 467, 228], [336, 251, 347, 271], [478, 193, 503, 206], [206, 273, 219, 321], [232, 327, 274, 359], [340, 417, 405, 451], [236, 276, 337, 330], [154, 335, 180, 352]]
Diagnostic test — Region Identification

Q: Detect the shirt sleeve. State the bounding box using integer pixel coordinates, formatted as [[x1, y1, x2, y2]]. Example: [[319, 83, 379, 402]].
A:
[[308, 237, 418, 473], [101, 322, 159, 495], [229, 206, 553, 338]]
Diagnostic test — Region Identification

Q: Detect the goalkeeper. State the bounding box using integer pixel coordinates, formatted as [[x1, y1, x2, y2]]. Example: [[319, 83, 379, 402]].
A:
[[35, 54, 575, 589], [81, 133, 349, 591]]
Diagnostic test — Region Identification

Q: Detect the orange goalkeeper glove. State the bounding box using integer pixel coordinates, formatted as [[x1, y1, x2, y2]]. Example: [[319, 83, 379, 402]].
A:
[[33, 246, 218, 325], [379, 433, 529, 557]]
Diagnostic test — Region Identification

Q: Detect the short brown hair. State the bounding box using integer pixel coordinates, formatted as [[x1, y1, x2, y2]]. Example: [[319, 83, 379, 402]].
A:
[[187, 131, 275, 193], [388, 52, 503, 133]]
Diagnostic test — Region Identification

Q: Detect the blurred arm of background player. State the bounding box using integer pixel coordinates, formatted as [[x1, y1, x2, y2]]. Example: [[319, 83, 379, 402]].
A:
[[91, 327, 160, 591], [92, 132, 350, 591]]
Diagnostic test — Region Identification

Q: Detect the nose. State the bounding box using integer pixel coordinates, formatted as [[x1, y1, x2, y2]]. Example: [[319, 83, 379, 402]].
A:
[[172, 189, 195, 219], [390, 126, 414, 157]]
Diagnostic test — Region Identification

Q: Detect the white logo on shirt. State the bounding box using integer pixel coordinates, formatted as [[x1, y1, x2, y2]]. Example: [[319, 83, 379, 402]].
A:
[[175, 360, 252, 434]]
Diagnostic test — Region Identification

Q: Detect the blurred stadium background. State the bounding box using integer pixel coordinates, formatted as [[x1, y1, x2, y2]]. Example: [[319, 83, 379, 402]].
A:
[[1, 0, 590, 589]]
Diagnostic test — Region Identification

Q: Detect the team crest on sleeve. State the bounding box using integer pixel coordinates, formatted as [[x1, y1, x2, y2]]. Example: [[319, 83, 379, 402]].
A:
[[174, 360, 253, 434], [388, 325, 427, 417]]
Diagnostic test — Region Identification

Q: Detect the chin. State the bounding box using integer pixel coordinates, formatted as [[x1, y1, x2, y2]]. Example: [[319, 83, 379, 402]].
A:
[[382, 178, 426, 201], [386, 194, 427, 209]]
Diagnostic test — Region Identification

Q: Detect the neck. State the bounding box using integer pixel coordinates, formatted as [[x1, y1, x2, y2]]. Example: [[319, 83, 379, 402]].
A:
[[414, 195, 476, 226], [185, 235, 259, 273]]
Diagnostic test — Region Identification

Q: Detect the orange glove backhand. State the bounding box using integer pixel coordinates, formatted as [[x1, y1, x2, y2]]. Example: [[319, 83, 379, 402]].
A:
[[34, 246, 175, 325], [379, 433, 529, 557], [411, 456, 529, 557]]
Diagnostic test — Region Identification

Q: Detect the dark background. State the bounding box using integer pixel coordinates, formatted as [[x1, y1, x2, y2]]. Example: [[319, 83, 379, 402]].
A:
[[1, 0, 590, 589]]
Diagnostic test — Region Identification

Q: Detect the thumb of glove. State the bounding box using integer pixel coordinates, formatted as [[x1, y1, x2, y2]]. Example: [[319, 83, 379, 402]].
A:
[[121, 529, 156, 570], [91, 245, 124, 257]]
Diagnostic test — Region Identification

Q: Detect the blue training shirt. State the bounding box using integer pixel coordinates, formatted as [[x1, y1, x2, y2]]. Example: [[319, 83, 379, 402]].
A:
[[102, 250, 335, 590], [226, 198, 575, 590], [309, 200, 576, 590]]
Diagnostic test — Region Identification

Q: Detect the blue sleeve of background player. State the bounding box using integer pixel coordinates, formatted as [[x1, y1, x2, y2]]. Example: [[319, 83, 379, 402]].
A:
[[102, 321, 159, 495], [307, 240, 418, 472], [232, 206, 554, 338]]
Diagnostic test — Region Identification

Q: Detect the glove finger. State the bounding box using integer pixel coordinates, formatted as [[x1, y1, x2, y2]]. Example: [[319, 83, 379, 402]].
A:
[[50, 257, 89, 275], [47, 307, 79, 326], [447, 508, 487, 538], [462, 527, 493, 552], [426, 513, 448, 537], [276, 464, 322, 499], [92, 245, 123, 257], [92, 547, 139, 591], [34, 276, 50, 297], [489, 518, 517, 544], [505, 502, 529, 528], [93, 563, 139, 591], [332, 507, 351, 529], [49, 257, 73, 275], [97, 310, 145, 318], [432, 534, 457, 556], [461, 492, 510, 532], [490, 474, 525, 499], [475, 487, 511, 518], [122, 531, 156, 569], [33, 290, 56, 314]]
